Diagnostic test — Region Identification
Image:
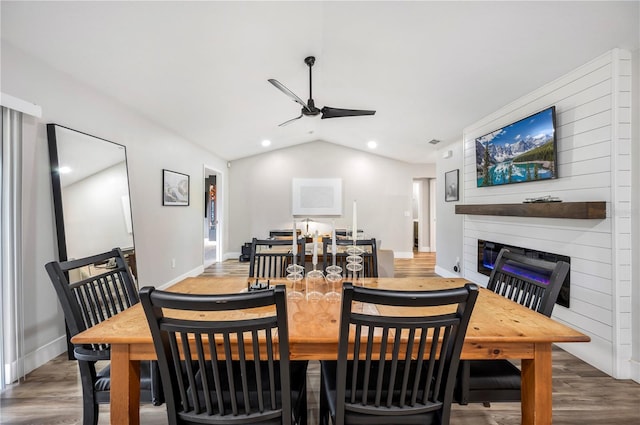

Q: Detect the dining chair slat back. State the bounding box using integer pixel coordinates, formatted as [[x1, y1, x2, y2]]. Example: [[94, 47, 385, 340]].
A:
[[45, 248, 163, 425], [320, 282, 479, 425], [456, 248, 570, 406], [322, 238, 378, 279], [249, 238, 306, 279], [487, 248, 570, 316], [139, 285, 307, 425]]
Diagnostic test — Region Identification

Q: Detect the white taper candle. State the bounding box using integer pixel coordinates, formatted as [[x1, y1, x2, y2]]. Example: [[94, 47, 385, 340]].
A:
[[332, 219, 337, 256], [312, 230, 318, 266], [292, 219, 297, 255], [352, 200, 357, 242]]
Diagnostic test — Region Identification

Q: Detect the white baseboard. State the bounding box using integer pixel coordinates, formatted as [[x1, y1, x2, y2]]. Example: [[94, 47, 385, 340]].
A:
[[435, 265, 461, 278], [630, 359, 640, 384], [225, 251, 241, 261], [418, 245, 431, 252], [158, 265, 204, 290], [18, 265, 205, 384], [5, 335, 67, 384], [394, 251, 414, 259], [556, 336, 613, 377]]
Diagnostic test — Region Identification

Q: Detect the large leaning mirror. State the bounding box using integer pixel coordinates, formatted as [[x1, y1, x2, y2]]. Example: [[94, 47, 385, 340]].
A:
[[47, 124, 137, 278]]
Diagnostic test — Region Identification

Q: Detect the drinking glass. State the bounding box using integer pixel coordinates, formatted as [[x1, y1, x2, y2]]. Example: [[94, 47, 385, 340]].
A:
[[286, 263, 305, 300], [324, 269, 342, 302], [306, 273, 325, 301]]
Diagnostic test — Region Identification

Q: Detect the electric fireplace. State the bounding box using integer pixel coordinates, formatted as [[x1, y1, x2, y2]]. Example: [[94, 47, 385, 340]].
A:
[[477, 240, 570, 308]]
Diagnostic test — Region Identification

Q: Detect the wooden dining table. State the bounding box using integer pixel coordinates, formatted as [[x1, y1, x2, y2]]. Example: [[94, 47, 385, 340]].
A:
[[71, 276, 590, 425]]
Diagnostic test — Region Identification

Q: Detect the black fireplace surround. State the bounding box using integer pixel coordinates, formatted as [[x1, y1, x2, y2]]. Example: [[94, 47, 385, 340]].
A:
[[477, 240, 570, 308]]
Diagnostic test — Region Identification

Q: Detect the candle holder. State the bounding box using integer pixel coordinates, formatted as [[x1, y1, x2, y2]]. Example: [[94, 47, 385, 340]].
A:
[[346, 245, 364, 275], [324, 220, 342, 301]]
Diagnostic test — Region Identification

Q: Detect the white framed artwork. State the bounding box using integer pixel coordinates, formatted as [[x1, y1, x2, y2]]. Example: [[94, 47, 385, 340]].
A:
[[292, 178, 342, 216]]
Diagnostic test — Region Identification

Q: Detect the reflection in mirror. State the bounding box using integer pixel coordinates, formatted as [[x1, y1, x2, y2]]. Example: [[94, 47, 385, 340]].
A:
[[47, 124, 136, 279]]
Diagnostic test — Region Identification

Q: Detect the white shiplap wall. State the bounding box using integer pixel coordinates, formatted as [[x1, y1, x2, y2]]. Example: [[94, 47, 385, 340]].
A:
[[461, 49, 632, 377]]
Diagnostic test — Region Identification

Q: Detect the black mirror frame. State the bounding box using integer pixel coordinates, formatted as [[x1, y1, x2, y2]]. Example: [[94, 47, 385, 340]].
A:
[[46, 124, 136, 264]]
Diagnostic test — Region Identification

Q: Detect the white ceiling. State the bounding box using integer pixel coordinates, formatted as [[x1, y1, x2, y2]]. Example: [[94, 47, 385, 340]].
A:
[[2, 1, 638, 164]]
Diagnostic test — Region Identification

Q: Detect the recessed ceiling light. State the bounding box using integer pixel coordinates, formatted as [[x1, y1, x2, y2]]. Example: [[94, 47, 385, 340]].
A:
[[367, 141, 377, 149], [261, 139, 271, 147], [58, 166, 72, 174]]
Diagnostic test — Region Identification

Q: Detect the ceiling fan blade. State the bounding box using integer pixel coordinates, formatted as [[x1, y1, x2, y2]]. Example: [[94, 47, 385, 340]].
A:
[[278, 114, 303, 127], [321, 107, 376, 119], [268, 79, 311, 113]]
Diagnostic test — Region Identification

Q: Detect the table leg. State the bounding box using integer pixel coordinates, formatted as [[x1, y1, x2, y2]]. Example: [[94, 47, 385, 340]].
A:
[[521, 343, 553, 425], [110, 344, 140, 425]]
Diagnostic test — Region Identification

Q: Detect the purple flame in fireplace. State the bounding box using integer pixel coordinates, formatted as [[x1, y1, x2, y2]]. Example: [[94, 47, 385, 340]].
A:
[[502, 262, 551, 286], [483, 258, 551, 286], [477, 239, 570, 308]]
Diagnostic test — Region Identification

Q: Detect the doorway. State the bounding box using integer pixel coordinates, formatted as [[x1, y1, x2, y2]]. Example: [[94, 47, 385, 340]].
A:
[[412, 178, 436, 253], [204, 166, 221, 267]]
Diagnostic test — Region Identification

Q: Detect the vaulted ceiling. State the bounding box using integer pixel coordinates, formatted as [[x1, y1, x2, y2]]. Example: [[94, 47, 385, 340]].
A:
[[2, 1, 638, 163]]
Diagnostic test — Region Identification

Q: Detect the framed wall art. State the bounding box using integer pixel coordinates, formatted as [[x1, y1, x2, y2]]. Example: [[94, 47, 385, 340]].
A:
[[445, 169, 459, 202], [292, 178, 342, 216], [163, 169, 190, 206]]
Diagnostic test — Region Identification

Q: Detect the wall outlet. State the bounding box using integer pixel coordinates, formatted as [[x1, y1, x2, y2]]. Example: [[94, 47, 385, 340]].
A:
[[171, 258, 176, 268]]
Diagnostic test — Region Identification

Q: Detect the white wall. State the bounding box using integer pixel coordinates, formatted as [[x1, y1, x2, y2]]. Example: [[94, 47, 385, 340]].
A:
[[1, 42, 228, 375], [435, 139, 464, 277], [227, 141, 435, 258], [455, 49, 635, 378], [631, 47, 640, 382]]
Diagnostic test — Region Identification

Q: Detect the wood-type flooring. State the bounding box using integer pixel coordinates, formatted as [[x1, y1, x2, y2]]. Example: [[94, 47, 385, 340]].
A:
[[2, 252, 639, 424]]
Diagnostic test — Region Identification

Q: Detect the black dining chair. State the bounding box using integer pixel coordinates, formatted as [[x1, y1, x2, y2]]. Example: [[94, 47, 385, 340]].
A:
[[249, 237, 306, 279], [45, 248, 163, 425], [320, 282, 479, 425], [455, 248, 570, 406], [139, 285, 308, 425], [321, 238, 378, 279]]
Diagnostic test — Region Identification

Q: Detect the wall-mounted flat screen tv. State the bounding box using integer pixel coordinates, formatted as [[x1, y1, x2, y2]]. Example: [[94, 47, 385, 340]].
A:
[[476, 106, 557, 187]]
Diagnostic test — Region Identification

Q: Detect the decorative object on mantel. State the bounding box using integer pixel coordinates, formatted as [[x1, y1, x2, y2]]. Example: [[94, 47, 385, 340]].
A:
[[455, 201, 605, 219], [523, 195, 562, 203]]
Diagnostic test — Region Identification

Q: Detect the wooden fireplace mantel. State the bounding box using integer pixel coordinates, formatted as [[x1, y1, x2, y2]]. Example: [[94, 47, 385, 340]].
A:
[[454, 201, 606, 219]]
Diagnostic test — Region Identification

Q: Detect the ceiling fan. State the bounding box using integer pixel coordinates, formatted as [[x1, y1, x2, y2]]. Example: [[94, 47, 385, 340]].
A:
[[268, 56, 376, 127]]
